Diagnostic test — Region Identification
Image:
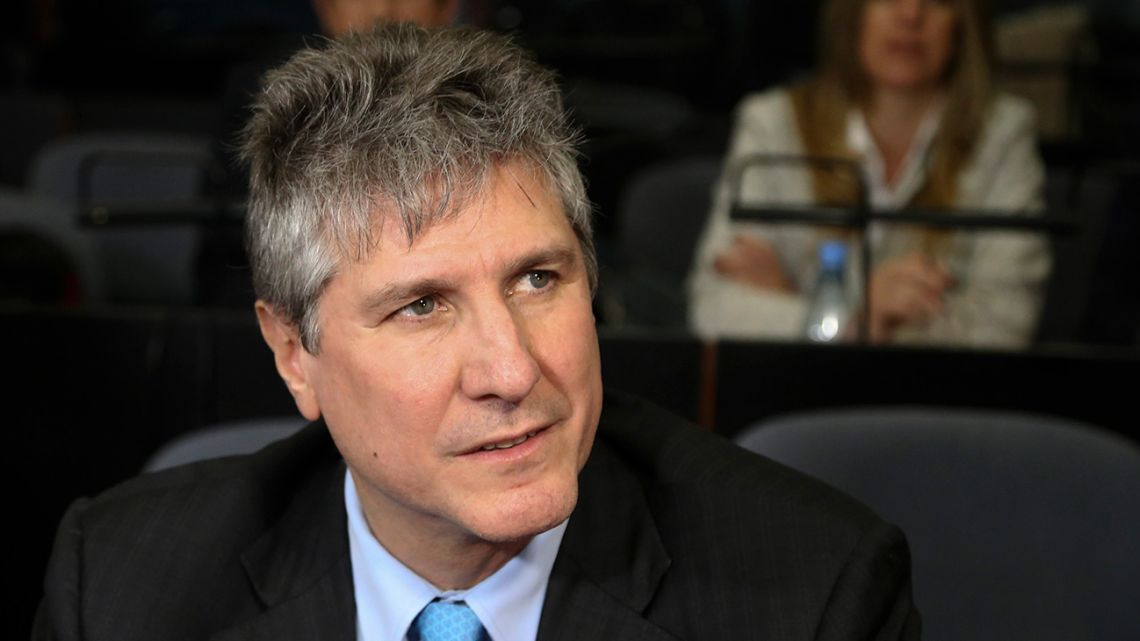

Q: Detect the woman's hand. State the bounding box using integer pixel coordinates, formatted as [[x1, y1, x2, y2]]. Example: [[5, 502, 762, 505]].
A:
[[713, 234, 795, 293], [869, 251, 955, 343]]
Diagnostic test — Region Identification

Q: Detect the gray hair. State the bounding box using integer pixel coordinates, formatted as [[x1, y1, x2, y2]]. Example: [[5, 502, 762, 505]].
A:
[[241, 23, 594, 352]]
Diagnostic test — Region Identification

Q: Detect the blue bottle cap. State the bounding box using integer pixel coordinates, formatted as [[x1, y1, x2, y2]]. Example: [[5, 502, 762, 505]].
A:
[[819, 240, 847, 271]]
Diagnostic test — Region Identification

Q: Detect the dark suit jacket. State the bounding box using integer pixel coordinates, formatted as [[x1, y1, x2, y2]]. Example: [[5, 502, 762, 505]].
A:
[[34, 392, 919, 640]]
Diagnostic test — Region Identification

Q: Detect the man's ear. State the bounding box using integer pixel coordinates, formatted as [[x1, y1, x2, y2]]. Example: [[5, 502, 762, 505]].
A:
[[255, 301, 322, 421]]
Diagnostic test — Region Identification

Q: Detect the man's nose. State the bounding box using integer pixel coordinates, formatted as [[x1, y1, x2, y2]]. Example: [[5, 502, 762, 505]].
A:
[[459, 300, 541, 405]]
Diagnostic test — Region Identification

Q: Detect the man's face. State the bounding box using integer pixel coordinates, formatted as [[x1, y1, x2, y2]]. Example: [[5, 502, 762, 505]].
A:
[[285, 162, 602, 546]]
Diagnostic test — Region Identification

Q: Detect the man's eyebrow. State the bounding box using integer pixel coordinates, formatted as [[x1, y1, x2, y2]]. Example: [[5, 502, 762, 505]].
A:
[[503, 245, 579, 278], [360, 277, 456, 316], [359, 245, 579, 315]]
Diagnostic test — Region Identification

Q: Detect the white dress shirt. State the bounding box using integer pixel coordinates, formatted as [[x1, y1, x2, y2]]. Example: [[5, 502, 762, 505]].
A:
[[344, 470, 568, 641]]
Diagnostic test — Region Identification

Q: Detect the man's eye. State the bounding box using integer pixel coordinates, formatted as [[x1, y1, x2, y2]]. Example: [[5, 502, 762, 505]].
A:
[[399, 296, 436, 317], [523, 270, 554, 290]]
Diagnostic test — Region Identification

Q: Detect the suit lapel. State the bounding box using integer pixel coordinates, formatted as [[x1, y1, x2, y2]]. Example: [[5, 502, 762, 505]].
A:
[[537, 438, 679, 641], [210, 554, 355, 641], [212, 425, 357, 641]]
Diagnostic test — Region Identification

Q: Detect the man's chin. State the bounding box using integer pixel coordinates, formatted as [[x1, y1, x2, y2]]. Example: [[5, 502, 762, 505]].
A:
[[460, 483, 579, 544]]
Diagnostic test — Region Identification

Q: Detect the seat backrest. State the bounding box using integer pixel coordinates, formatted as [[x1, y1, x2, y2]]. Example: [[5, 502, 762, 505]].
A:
[[28, 132, 211, 305], [29, 132, 209, 206], [618, 155, 721, 279], [736, 406, 1140, 641], [144, 417, 308, 472], [607, 155, 720, 327]]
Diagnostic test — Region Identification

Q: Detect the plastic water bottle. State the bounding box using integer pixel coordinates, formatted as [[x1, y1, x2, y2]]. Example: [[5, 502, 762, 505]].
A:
[[803, 240, 852, 343]]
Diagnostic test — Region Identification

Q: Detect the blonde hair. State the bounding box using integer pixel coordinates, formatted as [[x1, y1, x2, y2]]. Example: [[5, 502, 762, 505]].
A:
[[791, 0, 994, 254]]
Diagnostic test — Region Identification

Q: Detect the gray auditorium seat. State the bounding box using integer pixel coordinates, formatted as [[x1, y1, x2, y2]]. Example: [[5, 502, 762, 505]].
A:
[[144, 417, 308, 472], [735, 406, 1140, 641], [605, 155, 720, 328], [29, 132, 211, 306]]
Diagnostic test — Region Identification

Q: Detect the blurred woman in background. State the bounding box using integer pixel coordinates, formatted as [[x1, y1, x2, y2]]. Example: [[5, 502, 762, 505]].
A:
[[688, 0, 1050, 347]]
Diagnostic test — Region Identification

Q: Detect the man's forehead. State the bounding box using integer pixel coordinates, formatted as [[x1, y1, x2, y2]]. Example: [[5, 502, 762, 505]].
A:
[[331, 174, 580, 319], [367, 164, 566, 252], [334, 164, 576, 281]]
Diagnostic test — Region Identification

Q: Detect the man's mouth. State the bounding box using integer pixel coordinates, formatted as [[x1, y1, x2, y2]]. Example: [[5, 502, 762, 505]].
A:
[[480, 429, 541, 451]]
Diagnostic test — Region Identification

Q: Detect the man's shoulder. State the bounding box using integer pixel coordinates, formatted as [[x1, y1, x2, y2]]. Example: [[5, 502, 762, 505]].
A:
[[37, 423, 346, 640], [79, 422, 338, 528], [582, 391, 916, 640], [52, 422, 342, 584], [595, 390, 883, 534]]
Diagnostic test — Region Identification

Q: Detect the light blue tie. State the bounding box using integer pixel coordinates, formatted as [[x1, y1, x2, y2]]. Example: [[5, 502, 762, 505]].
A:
[[409, 600, 490, 641]]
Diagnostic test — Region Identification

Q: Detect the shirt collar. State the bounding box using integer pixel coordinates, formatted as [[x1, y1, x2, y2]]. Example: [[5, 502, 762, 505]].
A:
[[846, 101, 943, 210], [345, 469, 568, 641]]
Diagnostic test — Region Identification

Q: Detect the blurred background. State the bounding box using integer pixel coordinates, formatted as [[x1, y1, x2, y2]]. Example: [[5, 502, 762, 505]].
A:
[[6, 0, 1139, 638]]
